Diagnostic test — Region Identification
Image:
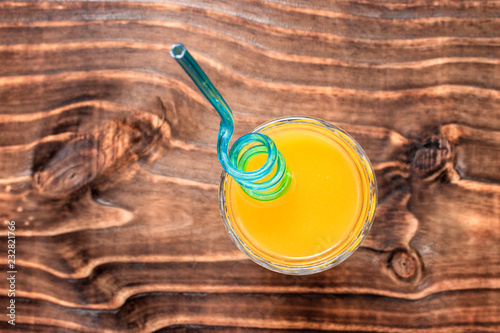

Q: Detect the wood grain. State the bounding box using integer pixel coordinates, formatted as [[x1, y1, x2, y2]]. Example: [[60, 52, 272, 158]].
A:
[[0, 0, 499, 332]]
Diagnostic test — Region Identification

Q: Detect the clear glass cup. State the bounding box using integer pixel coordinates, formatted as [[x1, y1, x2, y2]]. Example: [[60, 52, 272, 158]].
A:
[[219, 116, 377, 275]]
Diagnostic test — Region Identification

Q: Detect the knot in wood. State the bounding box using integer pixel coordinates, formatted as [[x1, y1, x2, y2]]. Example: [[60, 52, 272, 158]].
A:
[[34, 135, 103, 198], [412, 137, 451, 177], [33, 116, 164, 199], [389, 250, 418, 280]]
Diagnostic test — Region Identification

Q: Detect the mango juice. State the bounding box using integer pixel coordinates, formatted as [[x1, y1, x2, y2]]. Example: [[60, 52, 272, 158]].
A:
[[220, 117, 377, 274]]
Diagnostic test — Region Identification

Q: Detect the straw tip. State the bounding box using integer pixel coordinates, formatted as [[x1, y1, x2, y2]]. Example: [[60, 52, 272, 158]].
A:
[[170, 43, 186, 59]]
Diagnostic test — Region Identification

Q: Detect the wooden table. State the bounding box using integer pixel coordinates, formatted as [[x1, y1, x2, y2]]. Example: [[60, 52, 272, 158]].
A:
[[1, 1, 499, 332]]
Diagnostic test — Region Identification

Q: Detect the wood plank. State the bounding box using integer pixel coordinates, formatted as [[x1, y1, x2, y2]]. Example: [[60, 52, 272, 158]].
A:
[[0, 0, 499, 332], [4, 291, 499, 332]]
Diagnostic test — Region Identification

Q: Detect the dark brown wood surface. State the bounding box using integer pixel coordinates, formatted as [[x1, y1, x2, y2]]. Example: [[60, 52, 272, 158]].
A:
[[1, 1, 499, 332]]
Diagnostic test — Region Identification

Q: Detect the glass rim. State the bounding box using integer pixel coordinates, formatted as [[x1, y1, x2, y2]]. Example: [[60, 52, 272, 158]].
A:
[[219, 116, 378, 275]]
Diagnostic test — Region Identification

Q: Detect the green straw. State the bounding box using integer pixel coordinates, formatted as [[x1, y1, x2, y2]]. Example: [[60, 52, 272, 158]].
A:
[[170, 43, 291, 200]]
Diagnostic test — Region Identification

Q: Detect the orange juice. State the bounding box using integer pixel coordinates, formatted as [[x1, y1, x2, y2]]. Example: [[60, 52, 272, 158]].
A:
[[220, 117, 377, 274]]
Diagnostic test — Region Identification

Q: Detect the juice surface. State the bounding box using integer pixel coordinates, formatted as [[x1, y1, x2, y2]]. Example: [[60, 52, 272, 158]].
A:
[[227, 124, 365, 259]]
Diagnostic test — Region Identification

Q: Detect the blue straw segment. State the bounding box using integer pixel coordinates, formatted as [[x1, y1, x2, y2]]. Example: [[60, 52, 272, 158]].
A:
[[170, 43, 291, 200]]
